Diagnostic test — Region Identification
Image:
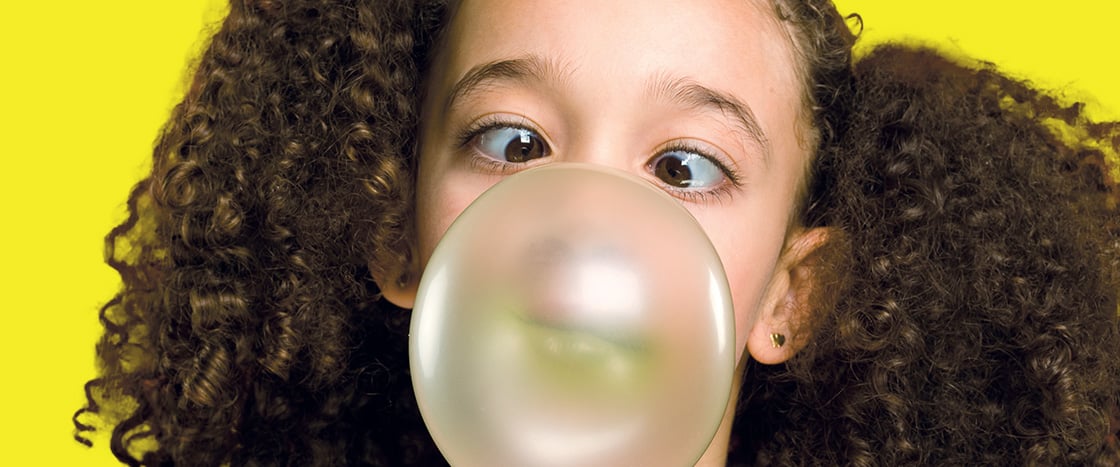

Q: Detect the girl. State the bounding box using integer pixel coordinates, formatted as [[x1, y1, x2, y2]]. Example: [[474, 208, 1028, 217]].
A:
[[76, 0, 1120, 465]]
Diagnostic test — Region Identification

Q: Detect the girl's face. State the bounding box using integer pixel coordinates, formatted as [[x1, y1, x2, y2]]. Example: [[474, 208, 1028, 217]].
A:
[[412, 0, 814, 368]]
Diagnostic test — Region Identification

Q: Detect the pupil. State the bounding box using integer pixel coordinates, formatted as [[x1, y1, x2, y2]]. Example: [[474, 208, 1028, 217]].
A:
[[656, 156, 692, 187], [505, 132, 541, 162]]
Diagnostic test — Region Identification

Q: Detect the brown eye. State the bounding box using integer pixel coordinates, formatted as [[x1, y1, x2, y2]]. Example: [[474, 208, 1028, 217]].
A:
[[651, 150, 725, 188], [474, 126, 549, 163]]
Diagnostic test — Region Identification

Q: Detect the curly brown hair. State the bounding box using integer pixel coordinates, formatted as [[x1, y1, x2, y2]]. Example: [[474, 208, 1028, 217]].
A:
[[733, 44, 1120, 464], [75, 0, 1120, 465]]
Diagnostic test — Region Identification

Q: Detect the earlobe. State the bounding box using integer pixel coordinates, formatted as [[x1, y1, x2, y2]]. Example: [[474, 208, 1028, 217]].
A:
[[370, 258, 420, 310], [747, 227, 835, 364]]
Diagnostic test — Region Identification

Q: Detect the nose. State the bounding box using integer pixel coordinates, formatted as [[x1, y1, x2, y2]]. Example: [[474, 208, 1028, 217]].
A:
[[555, 127, 638, 174]]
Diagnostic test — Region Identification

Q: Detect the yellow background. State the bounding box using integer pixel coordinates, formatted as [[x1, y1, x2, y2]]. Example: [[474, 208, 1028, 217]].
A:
[[2, 1, 1116, 464]]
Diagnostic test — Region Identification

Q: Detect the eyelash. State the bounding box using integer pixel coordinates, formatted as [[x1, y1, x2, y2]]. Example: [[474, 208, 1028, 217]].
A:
[[454, 116, 743, 202], [651, 140, 743, 203], [454, 115, 546, 174]]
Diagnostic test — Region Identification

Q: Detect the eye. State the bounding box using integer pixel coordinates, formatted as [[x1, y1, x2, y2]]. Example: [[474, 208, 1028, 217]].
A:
[[650, 149, 726, 189], [472, 126, 550, 163]]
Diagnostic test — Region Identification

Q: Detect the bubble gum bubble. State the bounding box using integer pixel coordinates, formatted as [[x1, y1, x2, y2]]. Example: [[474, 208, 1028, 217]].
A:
[[410, 163, 735, 467]]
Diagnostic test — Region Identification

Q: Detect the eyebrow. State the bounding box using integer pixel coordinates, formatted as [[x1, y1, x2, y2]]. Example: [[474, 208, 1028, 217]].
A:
[[443, 55, 771, 162], [443, 55, 565, 112], [648, 74, 772, 163]]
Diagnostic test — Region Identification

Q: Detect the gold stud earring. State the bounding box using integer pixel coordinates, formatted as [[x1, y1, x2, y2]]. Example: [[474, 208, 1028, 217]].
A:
[[770, 333, 786, 348]]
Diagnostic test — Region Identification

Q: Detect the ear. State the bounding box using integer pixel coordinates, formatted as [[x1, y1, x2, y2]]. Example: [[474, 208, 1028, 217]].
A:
[[370, 256, 419, 310], [747, 227, 834, 364]]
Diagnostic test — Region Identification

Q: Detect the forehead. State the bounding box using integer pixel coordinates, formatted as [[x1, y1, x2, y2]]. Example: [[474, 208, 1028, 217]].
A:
[[438, 0, 801, 99]]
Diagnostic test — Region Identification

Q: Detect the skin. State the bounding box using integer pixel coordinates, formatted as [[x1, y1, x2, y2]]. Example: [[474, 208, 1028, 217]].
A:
[[380, 0, 831, 463]]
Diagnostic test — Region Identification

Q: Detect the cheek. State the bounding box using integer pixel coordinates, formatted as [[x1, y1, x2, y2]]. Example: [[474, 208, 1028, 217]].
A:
[[690, 204, 789, 361], [415, 163, 501, 271], [724, 245, 782, 359], [416, 176, 465, 269]]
